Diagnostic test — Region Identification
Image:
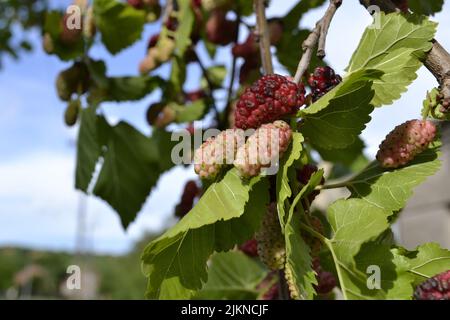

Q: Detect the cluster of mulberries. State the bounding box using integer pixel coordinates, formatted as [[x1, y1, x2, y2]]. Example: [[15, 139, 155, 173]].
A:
[[255, 203, 286, 270], [239, 238, 258, 257], [313, 258, 337, 295], [308, 66, 342, 102], [414, 270, 450, 300], [43, 2, 98, 54], [234, 75, 305, 129], [139, 2, 202, 73], [175, 180, 200, 218], [234, 120, 292, 178], [56, 62, 90, 102], [376, 119, 437, 169], [194, 129, 245, 179], [64, 99, 81, 127]]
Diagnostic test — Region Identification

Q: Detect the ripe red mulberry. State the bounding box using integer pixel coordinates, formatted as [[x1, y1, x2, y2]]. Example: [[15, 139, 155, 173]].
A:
[[376, 120, 436, 168], [175, 180, 200, 218], [414, 269, 450, 300], [313, 258, 337, 295], [239, 238, 258, 257], [308, 66, 342, 102], [234, 74, 305, 129]]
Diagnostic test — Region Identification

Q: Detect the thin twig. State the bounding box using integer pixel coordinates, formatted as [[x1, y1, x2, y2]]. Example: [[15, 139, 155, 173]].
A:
[[162, 0, 174, 24], [293, 0, 342, 83], [318, 0, 342, 57], [254, 0, 273, 75]]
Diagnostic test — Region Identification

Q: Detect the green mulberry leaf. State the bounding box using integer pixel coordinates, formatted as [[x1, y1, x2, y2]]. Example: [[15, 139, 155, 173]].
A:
[[94, 0, 146, 55], [347, 13, 437, 106], [142, 170, 269, 299], [194, 251, 269, 300], [276, 132, 304, 227], [299, 69, 382, 150]]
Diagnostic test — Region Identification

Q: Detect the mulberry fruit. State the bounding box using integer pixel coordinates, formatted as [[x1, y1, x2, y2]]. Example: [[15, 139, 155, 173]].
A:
[[206, 9, 237, 45], [414, 269, 450, 300], [43, 33, 54, 54], [308, 66, 342, 102], [234, 120, 292, 178], [185, 89, 206, 102], [56, 62, 89, 101], [261, 283, 279, 300], [313, 258, 337, 295], [194, 129, 245, 179], [392, 0, 409, 12], [232, 33, 258, 60], [234, 74, 305, 129], [239, 238, 258, 257], [255, 203, 285, 270], [376, 119, 436, 169], [64, 99, 80, 127], [256, 272, 279, 300], [59, 13, 83, 46], [175, 180, 200, 218]]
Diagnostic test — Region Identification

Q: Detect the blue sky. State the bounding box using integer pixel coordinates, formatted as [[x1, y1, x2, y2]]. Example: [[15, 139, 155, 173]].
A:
[[0, 1, 449, 254]]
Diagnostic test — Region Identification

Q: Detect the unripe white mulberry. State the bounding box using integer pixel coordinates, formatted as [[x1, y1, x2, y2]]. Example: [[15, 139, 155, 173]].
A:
[[376, 119, 436, 168], [255, 203, 285, 270], [234, 120, 292, 178], [194, 129, 245, 179]]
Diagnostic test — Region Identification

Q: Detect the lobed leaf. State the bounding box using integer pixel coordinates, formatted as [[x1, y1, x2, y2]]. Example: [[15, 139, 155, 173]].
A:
[[94, 0, 146, 55], [299, 69, 382, 150], [347, 13, 437, 106], [194, 251, 269, 300], [142, 171, 270, 299], [276, 132, 304, 228]]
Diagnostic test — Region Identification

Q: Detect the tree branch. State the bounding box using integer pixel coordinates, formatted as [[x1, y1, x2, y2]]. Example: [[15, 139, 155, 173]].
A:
[[254, 0, 273, 75], [293, 0, 342, 83], [359, 0, 450, 102]]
